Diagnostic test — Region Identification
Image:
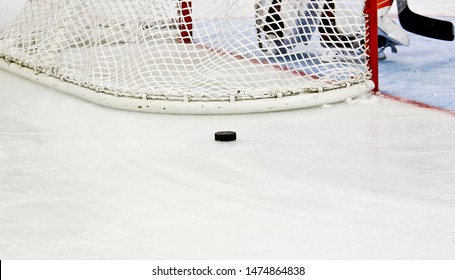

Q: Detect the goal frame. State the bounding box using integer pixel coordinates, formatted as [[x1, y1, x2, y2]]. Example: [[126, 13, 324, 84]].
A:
[[0, 0, 379, 114]]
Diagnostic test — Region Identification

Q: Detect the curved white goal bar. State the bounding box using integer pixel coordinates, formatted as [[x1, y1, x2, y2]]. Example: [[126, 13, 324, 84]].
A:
[[0, 59, 374, 114]]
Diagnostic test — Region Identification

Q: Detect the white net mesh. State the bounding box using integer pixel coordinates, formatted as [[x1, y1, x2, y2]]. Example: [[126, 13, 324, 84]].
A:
[[0, 0, 375, 114]]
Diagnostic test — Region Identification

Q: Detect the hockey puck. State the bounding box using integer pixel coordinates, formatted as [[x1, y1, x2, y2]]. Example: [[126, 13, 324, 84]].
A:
[[215, 131, 237, 142]]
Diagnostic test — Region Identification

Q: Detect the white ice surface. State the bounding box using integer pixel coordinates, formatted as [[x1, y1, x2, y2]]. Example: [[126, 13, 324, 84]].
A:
[[1, 0, 455, 259]]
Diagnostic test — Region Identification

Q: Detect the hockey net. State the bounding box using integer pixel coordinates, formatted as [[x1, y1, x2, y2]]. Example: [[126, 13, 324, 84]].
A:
[[0, 0, 377, 114]]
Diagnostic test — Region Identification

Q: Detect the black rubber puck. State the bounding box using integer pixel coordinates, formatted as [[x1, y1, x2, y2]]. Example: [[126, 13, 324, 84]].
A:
[[215, 131, 237, 142]]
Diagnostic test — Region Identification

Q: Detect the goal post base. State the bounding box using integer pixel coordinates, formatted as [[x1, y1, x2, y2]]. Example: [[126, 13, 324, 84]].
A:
[[0, 59, 374, 115]]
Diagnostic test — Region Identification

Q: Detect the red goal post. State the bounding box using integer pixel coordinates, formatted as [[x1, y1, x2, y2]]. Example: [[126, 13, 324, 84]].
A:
[[0, 0, 379, 114], [364, 0, 379, 92]]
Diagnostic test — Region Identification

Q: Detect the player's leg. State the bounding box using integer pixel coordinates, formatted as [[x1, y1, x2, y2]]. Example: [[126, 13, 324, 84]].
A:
[[378, 0, 409, 46], [256, 0, 321, 55], [255, 0, 288, 55], [377, 0, 410, 59], [289, 0, 322, 45], [318, 0, 364, 49]]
